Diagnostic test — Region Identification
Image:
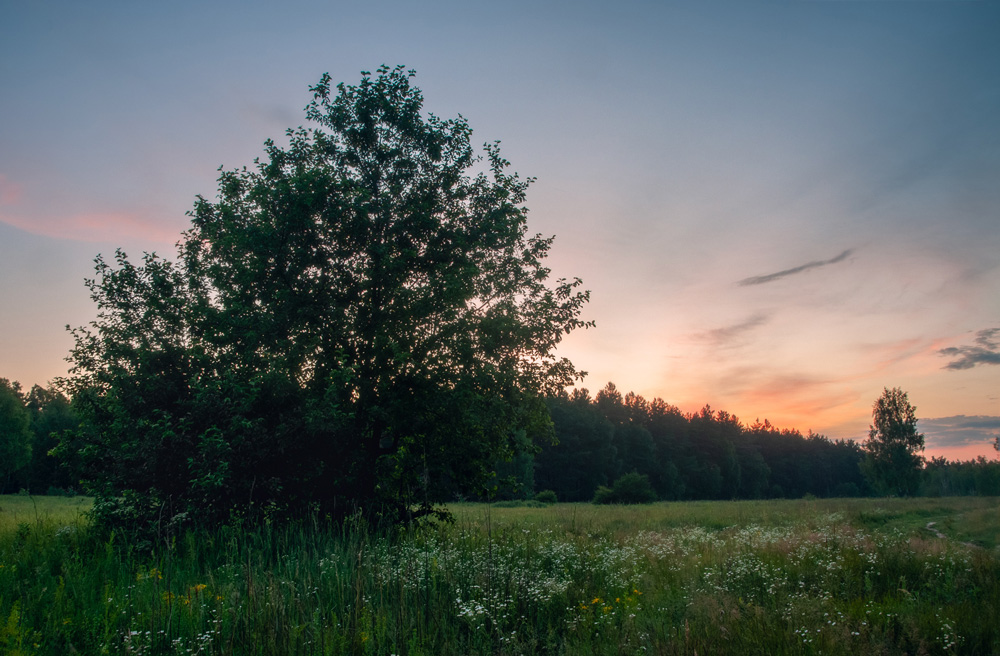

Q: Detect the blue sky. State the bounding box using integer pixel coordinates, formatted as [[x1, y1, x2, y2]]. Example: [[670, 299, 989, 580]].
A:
[[2, 0, 998, 458]]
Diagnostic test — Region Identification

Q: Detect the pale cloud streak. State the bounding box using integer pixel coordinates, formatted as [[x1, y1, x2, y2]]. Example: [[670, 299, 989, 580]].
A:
[[737, 249, 854, 287], [696, 313, 770, 348]]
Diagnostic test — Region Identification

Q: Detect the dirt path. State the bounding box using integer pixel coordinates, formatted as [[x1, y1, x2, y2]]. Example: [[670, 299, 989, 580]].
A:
[[926, 521, 978, 548], [926, 521, 947, 539]]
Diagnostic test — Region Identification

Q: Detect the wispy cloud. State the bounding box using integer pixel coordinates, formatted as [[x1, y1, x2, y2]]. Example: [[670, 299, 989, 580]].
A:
[[939, 328, 1000, 370], [740, 375, 858, 422], [919, 415, 1000, 449], [243, 101, 298, 129], [737, 249, 854, 287], [696, 313, 770, 347]]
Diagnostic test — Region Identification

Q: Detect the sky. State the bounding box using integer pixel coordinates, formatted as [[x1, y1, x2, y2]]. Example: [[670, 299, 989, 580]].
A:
[[2, 0, 998, 460]]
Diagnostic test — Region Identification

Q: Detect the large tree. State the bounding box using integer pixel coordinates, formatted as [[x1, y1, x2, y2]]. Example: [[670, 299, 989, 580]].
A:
[[862, 387, 925, 496], [64, 66, 591, 530]]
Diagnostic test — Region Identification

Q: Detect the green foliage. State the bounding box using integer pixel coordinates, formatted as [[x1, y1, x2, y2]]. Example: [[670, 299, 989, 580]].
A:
[[611, 472, 658, 504], [491, 429, 537, 500], [533, 489, 557, 503], [0, 380, 31, 492], [489, 498, 548, 508], [592, 472, 658, 504], [3, 496, 999, 655], [24, 385, 80, 494], [538, 386, 870, 503], [591, 485, 615, 504], [536, 390, 616, 501], [862, 387, 925, 496], [920, 455, 1000, 497], [832, 481, 862, 497], [63, 66, 590, 533]]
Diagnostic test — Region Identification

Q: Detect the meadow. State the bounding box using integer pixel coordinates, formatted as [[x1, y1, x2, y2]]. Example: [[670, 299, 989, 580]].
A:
[[1, 495, 997, 655]]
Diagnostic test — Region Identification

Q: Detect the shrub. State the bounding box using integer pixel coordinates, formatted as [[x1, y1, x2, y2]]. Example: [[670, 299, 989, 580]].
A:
[[534, 490, 557, 504], [611, 472, 658, 504], [491, 500, 546, 508], [591, 485, 616, 504], [592, 473, 658, 504]]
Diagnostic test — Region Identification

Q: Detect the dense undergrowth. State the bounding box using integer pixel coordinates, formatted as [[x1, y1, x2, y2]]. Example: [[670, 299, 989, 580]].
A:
[[1, 496, 997, 655]]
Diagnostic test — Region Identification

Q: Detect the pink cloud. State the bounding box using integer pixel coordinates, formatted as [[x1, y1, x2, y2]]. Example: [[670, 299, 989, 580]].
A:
[[737, 376, 859, 425], [0, 174, 23, 205], [0, 210, 181, 245], [663, 366, 867, 438], [924, 442, 998, 463], [860, 336, 962, 375], [0, 173, 182, 245]]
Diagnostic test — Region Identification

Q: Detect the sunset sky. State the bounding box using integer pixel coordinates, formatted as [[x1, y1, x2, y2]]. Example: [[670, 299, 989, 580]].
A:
[[2, 0, 998, 459]]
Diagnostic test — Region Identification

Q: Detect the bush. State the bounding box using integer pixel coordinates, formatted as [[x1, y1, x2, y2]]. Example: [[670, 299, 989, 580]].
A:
[[593, 473, 658, 505], [591, 485, 616, 504], [491, 500, 547, 508], [611, 472, 658, 504], [534, 490, 557, 504]]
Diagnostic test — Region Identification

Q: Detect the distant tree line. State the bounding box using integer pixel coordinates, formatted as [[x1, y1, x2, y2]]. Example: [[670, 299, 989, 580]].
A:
[[496, 383, 1000, 502], [0, 379, 81, 495], [506, 382, 869, 501], [2, 376, 998, 503], [922, 456, 1000, 497]]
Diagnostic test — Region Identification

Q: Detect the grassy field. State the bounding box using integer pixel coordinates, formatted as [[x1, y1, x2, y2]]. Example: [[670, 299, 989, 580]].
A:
[[0, 495, 92, 533], [1, 495, 997, 655]]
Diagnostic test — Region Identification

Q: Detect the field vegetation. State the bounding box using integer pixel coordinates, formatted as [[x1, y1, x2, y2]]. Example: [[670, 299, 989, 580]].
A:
[[2, 495, 998, 655]]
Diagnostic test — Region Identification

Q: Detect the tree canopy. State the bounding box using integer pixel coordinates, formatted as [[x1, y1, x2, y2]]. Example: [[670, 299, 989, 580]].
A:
[[25, 384, 81, 494], [862, 387, 925, 496], [535, 384, 869, 502], [64, 65, 591, 532]]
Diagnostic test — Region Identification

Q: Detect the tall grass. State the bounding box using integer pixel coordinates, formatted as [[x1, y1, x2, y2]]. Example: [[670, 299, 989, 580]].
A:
[[1, 496, 997, 655]]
